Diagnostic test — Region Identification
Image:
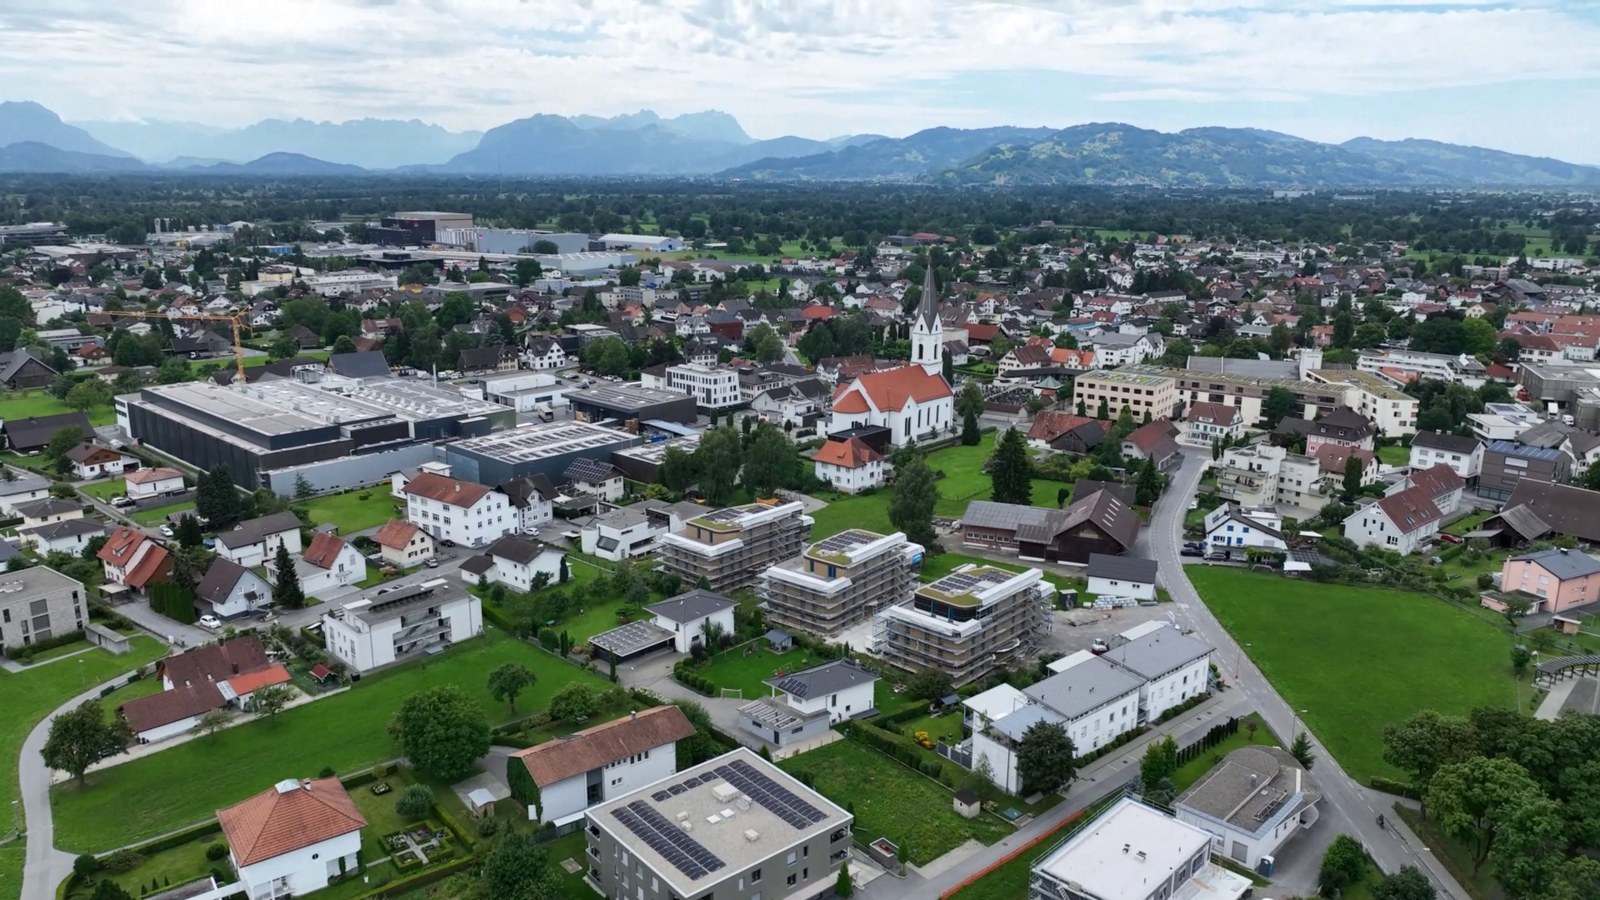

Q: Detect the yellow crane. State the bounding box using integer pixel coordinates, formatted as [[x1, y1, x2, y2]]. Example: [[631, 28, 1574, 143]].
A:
[[107, 309, 250, 383]]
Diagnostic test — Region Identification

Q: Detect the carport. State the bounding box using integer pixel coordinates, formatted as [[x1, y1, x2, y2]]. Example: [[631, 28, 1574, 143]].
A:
[[588, 619, 676, 662]]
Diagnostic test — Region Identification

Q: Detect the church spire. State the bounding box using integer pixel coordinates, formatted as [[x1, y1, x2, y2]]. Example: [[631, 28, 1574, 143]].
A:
[[917, 263, 941, 330]]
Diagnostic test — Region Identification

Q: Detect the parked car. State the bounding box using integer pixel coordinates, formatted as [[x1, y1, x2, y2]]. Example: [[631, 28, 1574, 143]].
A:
[[1439, 533, 1463, 545], [1181, 546, 1205, 558], [110, 495, 134, 508], [424, 558, 440, 568], [198, 614, 222, 630], [1204, 551, 1230, 562], [440, 539, 456, 548], [159, 525, 174, 538]]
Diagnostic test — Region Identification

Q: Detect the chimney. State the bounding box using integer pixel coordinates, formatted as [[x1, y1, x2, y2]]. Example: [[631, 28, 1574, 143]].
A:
[[1561, 548, 1570, 555], [1122, 844, 1130, 854], [630, 710, 637, 720]]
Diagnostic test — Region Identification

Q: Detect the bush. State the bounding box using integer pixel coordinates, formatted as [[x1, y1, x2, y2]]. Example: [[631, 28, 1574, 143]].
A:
[[1476, 572, 1494, 590], [101, 849, 144, 873], [1369, 775, 1419, 799], [318, 766, 337, 778], [205, 842, 229, 861], [372, 762, 390, 778], [73, 854, 100, 878], [395, 784, 435, 819]]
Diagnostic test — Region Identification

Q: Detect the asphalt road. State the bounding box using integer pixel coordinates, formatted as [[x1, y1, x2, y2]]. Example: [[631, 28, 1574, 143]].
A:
[[1152, 451, 1467, 898]]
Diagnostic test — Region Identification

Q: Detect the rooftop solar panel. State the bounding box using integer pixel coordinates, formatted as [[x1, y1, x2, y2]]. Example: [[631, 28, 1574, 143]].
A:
[[610, 801, 726, 880], [712, 760, 826, 830]]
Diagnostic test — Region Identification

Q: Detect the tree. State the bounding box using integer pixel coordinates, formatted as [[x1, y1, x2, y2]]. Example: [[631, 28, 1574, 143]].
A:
[[742, 425, 798, 498], [194, 708, 233, 739], [1332, 310, 1355, 349], [835, 862, 854, 898], [89, 882, 135, 900], [395, 784, 435, 819], [1382, 711, 1476, 812], [293, 472, 316, 501], [175, 514, 203, 549], [479, 829, 561, 900], [550, 682, 601, 723], [989, 428, 1033, 505], [65, 378, 111, 413], [1139, 735, 1178, 793], [659, 444, 699, 495], [1290, 730, 1317, 770], [195, 465, 243, 527], [888, 453, 938, 547], [1318, 833, 1367, 897], [41, 700, 131, 786], [1016, 721, 1077, 795], [957, 380, 985, 421], [1262, 387, 1297, 428], [1510, 644, 1532, 676], [487, 662, 536, 714], [747, 323, 785, 364], [1427, 756, 1553, 873], [1342, 455, 1365, 498], [906, 668, 952, 702], [44, 426, 87, 477], [388, 686, 491, 781], [1371, 866, 1436, 900], [271, 541, 305, 609], [960, 408, 981, 445], [1135, 457, 1162, 506], [250, 683, 293, 720], [693, 426, 743, 505]]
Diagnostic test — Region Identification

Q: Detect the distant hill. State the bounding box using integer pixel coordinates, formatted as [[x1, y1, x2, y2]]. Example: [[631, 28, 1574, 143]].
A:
[[0, 102, 133, 158], [1341, 137, 1600, 186], [75, 116, 480, 168], [720, 126, 1058, 180], [188, 152, 369, 176], [0, 141, 148, 173]]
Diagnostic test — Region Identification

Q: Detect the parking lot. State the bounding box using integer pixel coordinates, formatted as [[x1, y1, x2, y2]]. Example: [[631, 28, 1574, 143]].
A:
[[1038, 601, 1177, 659]]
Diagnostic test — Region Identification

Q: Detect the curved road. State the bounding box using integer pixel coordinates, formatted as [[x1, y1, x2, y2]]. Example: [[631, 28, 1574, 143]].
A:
[[1153, 452, 1466, 898]]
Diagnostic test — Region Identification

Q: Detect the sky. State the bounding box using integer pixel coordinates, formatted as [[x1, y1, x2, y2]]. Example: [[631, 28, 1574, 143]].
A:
[[2, 0, 1599, 163]]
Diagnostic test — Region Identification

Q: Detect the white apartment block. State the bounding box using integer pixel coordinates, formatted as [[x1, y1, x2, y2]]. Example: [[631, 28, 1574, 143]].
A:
[[403, 472, 516, 548], [321, 579, 482, 673], [663, 363, 743, 410], [1215, 444, 1326, 513]]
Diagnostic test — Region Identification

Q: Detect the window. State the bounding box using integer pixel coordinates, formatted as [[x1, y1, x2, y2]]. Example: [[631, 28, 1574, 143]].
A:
[[787, 874, 798, 887]]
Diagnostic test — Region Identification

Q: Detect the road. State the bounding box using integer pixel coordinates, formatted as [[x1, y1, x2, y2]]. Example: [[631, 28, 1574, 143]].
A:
[[1151, 452, 1467, 898]]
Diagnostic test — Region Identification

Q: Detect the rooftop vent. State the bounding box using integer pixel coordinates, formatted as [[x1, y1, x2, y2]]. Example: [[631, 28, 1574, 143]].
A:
[[744, 829, 760, 843]]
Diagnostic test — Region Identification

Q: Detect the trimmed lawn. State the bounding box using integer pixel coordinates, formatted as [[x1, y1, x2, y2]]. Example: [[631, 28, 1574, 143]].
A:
[[808, 492, 891, 539], [1188, 568, 1517, 783], [71, 830, 219, 900], [50, 630, 609, 852], [1171, 713, 1277, 793], [0, 637, 167, 829], [77, 481, 124, 501], [0, 846, 23, 900], [26, 640, 93, 664], [692, 645, 807, 699], [1376, 444, 1410, 467], [130, 500, 194, 526], [97, 674, 166, 721], [295, 489, 402, 535], [0, 391, 116, 427], [779, 739, 1012, 866], [544, 830, 595, 898]]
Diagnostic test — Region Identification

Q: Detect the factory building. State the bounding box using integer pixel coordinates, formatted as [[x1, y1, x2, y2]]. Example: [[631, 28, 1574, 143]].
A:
[[442, 421, 642, 487]]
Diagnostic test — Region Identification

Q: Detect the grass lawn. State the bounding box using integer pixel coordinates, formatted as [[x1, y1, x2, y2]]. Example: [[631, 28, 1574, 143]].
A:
[[130, 500, 194, 526], [0, 391, 116, 427], [97, 674, 166, 721], [544, 830, 595, 897], [26, 640, 94, 664], [295, 489, 402, 535], [51, 630, 609, 852], [72, 830, 219, 899], [692, 645, 808, 699], [0, 637, 167, 829], [77, 481, 124, 501], [1187, 568, 1517, 783], [0, 846, 20, 900], [1171, 713, 1277, 793], [946, 793, 1123, 900], [1376, 444, 1410, 467], [0, 452, 57, 473], [779, 740, 1012, 866]]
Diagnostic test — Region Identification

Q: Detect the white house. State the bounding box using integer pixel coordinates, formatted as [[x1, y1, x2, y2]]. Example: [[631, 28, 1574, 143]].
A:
[[508, 706, 696, 826], [764, 658, 878, 724], [1085, 554, 1158, 602], [563, 458, 625, 503], [460, 535, 564, 592], [17, 517, 106, 555], [1182, 402, 1243, 447], [828, 365, 954, 448], [497, 475, 556, 533], [1388, 463, 1466, 517], [124, 466, 186, 499], [390, 460, 453, 499], [373, 520, 435, 568], [0, 471, 50, 516], [1098, 622, 1214, 725], [196, 558, 273, 619], [579, 506, 659, 561], [1175, 745, 1320, 871], [1342, 484, 1443, 555], [65, 442, 137, 480], [97, 525, 172, 592], [14, 497, 81, 530], [215, 511, 303, 568], [1203, 503, 1289, 554], [1090, 332, 1164, 367], [217, 778, 366, 900], [646, 590, 737, 654], [403, 472, 516, 548], [275, 532, 367, 600], [523, 335, 568, 370], [811, 435, 886, 494], [321, 579, 482, 673], [1407, 430, 1483, 480]]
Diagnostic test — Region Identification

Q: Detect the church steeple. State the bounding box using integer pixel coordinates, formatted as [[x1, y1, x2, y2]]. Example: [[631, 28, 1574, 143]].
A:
[[911, 262, 944, 378]]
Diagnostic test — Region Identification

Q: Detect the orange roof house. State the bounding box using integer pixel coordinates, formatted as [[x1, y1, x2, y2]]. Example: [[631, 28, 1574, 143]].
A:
[[218, 778, 366, 868], [97, 525, 172, 590], [812, 436, 884, 470]]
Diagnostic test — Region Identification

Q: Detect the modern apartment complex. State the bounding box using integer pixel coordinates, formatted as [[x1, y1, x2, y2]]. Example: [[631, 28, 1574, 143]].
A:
[[650, 363, 744, 410], [873, 564, 1051, 686], [0, 565, 85, 654], [657, 502, 811, 592], [320, 578, 482, 673], [1071, 370, 1179, 420], [760, 529, 921, 637]]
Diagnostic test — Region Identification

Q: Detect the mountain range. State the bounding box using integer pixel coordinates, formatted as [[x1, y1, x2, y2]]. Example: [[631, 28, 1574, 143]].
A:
[[2, 100, 1597, 187]]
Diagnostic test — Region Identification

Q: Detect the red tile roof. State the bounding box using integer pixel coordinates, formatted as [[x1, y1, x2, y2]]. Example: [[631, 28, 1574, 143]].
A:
[[511, 707, 696, 788], [125, 467, 184, 485], [403, 472, 492, 508], [301, 531, 349, 570], [1406, 463, 1465, 501], [832, 391, 870, 414], [217, 778, 366, 867], [373, 520, 424, 549], [120, 681, 225, 733], [161, 635, 274, 688], [843, 365, 952, 411], [1375, 485, 1443, 535], [1184, 402, 1239, 426], [98, 526, 172, 589], [811, 436, 883, 469], [1027, 411, 1098, 443], [228, 663, 292, 697]]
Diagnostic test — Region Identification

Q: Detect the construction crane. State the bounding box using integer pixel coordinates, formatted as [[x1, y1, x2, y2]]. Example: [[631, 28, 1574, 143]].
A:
[[104, 309, 250, 383]]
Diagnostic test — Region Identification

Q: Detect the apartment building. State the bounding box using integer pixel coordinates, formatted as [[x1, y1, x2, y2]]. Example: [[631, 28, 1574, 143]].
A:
[[661, 363, 744, 410], [873, 564, 1051, 687], [1138, 362, 1419, 436], [402, 472, 516, 548], [1477, 440, 1571, 502], [656, 502, 811, 592], [1071, 370, 1179, 420], [760, 529, 921, 637], [1214, 444, 1326, 513], [1029, 797, 1251, 900], [320, 578, 482, 673], [1357, 348, 1487, 388], [0, 565, 85, 654]]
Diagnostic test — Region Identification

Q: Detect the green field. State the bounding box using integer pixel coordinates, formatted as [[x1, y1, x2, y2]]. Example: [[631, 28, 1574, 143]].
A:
[[50, 631, 609, 852], [1376, 444, 1409, 467], [693, 645, 805, 699], [295, 488, 402, 535], [0, 845, 21, 900], [130, 501, 194, 526], [76, 481, 124, 501], [0, 391, 116, 427], [1187, 568, 1518, 782], [0, 637, 168, 829], [779, 739, 1011, 866]]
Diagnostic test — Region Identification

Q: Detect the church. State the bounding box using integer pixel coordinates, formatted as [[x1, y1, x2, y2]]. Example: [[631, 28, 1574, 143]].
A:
[[828, 266, 956, 447]]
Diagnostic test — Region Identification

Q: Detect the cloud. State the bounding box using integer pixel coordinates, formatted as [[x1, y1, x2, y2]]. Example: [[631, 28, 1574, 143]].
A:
[[0, 0, 1596, 159]]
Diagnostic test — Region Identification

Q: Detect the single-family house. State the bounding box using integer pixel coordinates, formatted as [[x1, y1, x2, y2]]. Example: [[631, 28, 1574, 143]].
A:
[[217, 778, 366, 900], [124, 466, 186, 499], [17, 517, 106, 555], [646, 590, 737, 654], [65, 442, 137, 480], [0, 470, 51, 515], [1026, 411, 1105, 453], [1202, 504, 1288, 554], [196, 558, 273, 619], [1408, 430, 1483, 481], [459, 536, 564, 592], [579, 506, 658, 561], [1182, 402, 1243, 447], [1305, 407, 1375, 454], [508, 706, 696, 826], [1342, 484, 1442, 555], [811, 436, 886, 494], [98, 526, 173, 591], [1122, 420, 1182, 471], [373, 520, 435, 567], [1495, 548, 1600, 615], [523, 335, 568, 370], [1085, 554, 1158, 601], [1389, 463, 1466, 517], [497, 474, 557, 533], [738, 659, 880, 749], [563, 458, 625, 503], [1175, 746, 1320, 871], [216, 511, 304, 568], [275, 532, 367, 599]]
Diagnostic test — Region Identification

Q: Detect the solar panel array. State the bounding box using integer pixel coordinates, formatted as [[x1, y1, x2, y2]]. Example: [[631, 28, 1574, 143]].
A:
[[713, 759, 827, 830], [565, 457, 619, 483], [611, 800, 726, 880], [810, 529, 876, 556]]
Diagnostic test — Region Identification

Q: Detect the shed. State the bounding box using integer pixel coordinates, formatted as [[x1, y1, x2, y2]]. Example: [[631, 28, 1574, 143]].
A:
[[953, 788, 982, 820], [466, 788, 497, 819], [764, 628, 793, 652]]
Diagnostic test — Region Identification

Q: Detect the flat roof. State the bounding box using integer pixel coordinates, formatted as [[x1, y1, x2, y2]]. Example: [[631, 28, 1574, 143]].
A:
[[1034, 797, 1212, 899], [804, 529, 899, 565], [614, 435, 701, 466], [589, 620, 676, 658], [587, 747, 849, 898], [0, 564, 83, 599], [336, 578, 466, 625], [1077, 369, 1173, 387], [448, 421, 635, 463], [916, 565, 1028, 608], [569, 383, 697, 410]]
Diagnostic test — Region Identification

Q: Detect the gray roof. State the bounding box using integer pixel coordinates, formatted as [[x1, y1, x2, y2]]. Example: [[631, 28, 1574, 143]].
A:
[[1101, 627, 1213, 680], [1024, 656, 1145, 720], [1176, 745, 1319, 836], [215, 511, 303, 550], [646, 589, 736, 624], [0, 412, 95, 453], [0, 470, 51, 497], [196, 558, 264, 605], [0, 348, 55, 383], [458, 554, 494, 576], [765, 659, 879, 699], [16, 518, 106, 542], [327, 350, 390, 378], [1510, 548, 1600, 581], [1484, 439, 1565, 463], [1085, 553, 1157, 585], [961, 500, 1049, 531], [991, 703, 1066, 742], [486, 535, 556, 567], [13, 497, 80, 519], [1410, 430, 1479, 454]]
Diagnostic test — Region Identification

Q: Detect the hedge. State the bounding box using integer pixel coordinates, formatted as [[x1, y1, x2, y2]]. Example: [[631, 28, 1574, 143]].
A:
[[5, 628, 86, 660], [359, 856, 474, 898], [480, 602, 519, 635], [1369, 775, 1420, 799]]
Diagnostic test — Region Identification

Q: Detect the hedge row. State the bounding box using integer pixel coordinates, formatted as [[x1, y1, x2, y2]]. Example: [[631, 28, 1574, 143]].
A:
[[360, 856, 474, 899], [841, 722, 959, 789], [5, 628, 86, 660], [1369, 775, 1420, 800]]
